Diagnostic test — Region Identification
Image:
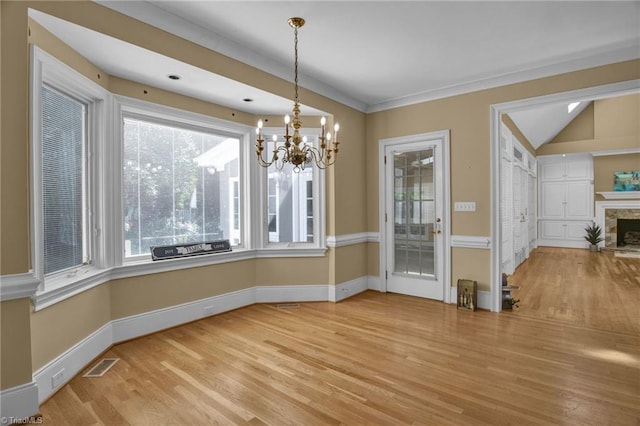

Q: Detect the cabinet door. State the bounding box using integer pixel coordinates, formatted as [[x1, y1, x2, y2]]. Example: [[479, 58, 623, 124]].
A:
[[540, 221, 566, 240], [566, 158, 592, 180], [540, 160, 565, 180], [566, 221, 589, 241], [565, 181, 592, 220], [540, 181, 565, 218]]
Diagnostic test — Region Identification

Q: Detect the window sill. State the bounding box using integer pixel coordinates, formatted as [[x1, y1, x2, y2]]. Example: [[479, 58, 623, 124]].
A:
[[32, 246, 328, 311]]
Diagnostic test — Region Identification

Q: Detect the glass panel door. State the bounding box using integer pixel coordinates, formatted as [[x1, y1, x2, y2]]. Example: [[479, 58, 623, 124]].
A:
[[393, 149, 435, 277]]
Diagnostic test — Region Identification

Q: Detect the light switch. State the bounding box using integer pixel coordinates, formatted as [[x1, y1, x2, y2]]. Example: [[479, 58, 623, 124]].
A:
[[454, 202, 476, 212]]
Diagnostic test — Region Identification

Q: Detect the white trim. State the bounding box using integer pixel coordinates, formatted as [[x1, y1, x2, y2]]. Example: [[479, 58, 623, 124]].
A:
[[255, 285, 327, 303], [329, 277, 369, 302], [378, 131, 451, 302], [326, 232, 379, 248], [0, 381, 39, 421], [450, 235, 492, 250], [0, 273, 40, 302], [591, 147, 640, 157], [32, 280, 372, 403], [491, 79, 640, 314], [596, 192, 640, 200], [367, 275, 382, 292], [450, 286, 492, 311], [111, 288, 256, 343], [34, 322, 113, 403]]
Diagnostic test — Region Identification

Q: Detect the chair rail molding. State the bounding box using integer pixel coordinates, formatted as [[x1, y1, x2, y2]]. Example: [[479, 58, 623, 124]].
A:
[[451, 235, 492, 249]]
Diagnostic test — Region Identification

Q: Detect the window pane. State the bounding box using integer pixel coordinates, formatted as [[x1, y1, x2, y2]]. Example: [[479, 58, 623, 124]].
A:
[[42, 86, 87, 275], [266, 139, 314, 243], [123, 117, 240, 256]]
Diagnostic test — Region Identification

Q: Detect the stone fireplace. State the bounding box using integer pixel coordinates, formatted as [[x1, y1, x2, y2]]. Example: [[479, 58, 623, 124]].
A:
[[596, 201, 640, 249]]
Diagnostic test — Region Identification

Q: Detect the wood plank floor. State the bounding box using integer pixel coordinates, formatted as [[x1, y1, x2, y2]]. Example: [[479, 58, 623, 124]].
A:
[[507, 247, 640, 334], [41, 289, 640, 425]]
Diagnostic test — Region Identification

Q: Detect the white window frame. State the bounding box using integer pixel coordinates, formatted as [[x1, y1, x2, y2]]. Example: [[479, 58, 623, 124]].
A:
[[114, 96, 252, 264], [255, 127, 326, 256], [29, 48, 328, 310], [30, 46, 111, 294]]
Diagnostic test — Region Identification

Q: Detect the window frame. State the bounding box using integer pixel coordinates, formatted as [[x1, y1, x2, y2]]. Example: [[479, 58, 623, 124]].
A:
[[114, 96, 253, 264], [29, 47, 328, 310], [255, 127, 327, 255], [30, 46, 110, 293]]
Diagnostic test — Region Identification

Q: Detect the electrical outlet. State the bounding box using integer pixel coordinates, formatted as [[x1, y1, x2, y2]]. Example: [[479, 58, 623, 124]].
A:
[[454, 201, 476, 212], [203, 305, 216, 316], [51, 369, 65, 389]]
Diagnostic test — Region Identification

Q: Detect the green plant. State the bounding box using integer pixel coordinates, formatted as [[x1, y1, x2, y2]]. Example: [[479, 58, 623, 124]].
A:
[[584, 223, 604, 245]]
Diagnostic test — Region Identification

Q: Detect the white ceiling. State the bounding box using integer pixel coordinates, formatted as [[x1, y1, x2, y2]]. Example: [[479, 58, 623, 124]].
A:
[[30, 1, 640, 144]]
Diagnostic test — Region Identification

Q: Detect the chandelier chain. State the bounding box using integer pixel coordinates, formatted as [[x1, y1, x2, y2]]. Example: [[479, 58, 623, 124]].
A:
[[293, 26, 299, 104]]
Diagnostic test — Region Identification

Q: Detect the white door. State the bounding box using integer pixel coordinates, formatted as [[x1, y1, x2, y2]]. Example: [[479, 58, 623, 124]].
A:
[[383, 137, 447, 300]]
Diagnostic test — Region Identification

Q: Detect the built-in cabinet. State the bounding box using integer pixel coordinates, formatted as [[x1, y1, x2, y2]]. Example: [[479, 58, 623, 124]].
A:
[[537, 154, 593, 248], [500, 124, 537, 274]]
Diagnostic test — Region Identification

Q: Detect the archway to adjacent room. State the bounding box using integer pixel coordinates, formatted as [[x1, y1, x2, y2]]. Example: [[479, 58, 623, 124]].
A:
[[490, 80, 640, 313]]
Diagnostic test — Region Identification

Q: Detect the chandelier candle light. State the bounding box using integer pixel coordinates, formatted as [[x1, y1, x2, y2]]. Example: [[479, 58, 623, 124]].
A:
[[255, 17, 340, 172]]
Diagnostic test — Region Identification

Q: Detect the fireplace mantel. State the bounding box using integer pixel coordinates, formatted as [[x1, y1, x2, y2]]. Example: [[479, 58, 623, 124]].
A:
[[596, 191, 640, 200]]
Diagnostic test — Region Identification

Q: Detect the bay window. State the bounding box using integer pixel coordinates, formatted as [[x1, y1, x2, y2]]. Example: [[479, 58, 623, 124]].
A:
[[122, 115, 241, 258]]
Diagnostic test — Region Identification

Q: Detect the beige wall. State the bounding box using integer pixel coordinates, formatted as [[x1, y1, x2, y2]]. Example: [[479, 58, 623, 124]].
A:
[[367, 62, 640, 291], [595, 94, 640, 140], [550, 102, 595, 143], [2, 0, 640, 398], [1, 299, 34, 388], [594, 154, 640, 200]]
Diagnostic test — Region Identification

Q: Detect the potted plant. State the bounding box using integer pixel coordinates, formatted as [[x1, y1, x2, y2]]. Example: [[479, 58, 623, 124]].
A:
[[584, 223, 603, 252]]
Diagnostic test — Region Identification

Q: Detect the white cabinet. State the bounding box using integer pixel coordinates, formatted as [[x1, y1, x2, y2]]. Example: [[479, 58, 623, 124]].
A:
[[538, 154, 593, 248], [501, 123, 537, 274]]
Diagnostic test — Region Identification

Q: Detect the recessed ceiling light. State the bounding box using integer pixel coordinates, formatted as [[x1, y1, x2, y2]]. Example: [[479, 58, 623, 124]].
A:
[[167, 74, 181, 81], [243, 98, 254, 102]]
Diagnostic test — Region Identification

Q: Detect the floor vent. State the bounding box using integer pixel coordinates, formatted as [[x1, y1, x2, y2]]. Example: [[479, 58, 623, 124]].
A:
[[83, 358, 119, 378], [276, 303, 300, 309]]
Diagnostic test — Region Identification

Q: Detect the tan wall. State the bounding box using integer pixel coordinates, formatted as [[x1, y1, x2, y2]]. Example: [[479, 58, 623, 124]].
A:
[[550, 102, 595, 143], [595, 94, 640, 140], [366, 61, 640, 290], [594, 153, 640, 201], [30, 285, 111, 372], [1, 299, 34, 388]]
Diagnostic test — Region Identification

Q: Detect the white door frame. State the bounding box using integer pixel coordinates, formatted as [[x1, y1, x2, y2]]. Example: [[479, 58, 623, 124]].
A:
[[490, 79, 640, 312], [378, 130, 451, 303]]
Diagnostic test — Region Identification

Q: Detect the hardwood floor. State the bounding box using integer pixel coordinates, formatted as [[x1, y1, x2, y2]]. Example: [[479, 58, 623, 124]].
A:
[[507, 247, 640, 334], [41, 289, 639, 425]]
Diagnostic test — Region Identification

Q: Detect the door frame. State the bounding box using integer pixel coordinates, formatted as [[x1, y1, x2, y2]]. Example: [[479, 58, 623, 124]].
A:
[[490, 79, 640, 312], [378, 130, 451, 303]]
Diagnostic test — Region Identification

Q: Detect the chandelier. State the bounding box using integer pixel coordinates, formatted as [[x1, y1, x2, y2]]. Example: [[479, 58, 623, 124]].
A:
[[255, 17, 340, 172]]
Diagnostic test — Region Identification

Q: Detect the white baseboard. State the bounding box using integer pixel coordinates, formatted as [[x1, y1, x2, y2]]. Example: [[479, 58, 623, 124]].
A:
[[112, 288, 256, 343], [367, 275, 382, 292], [31, 281, 370, 404], [0, 381, 39, 421], [330, 277, 369, 302], [450, 286, 492, 310], [33, 322, 113, 403], [255, 285, 327, 303]]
